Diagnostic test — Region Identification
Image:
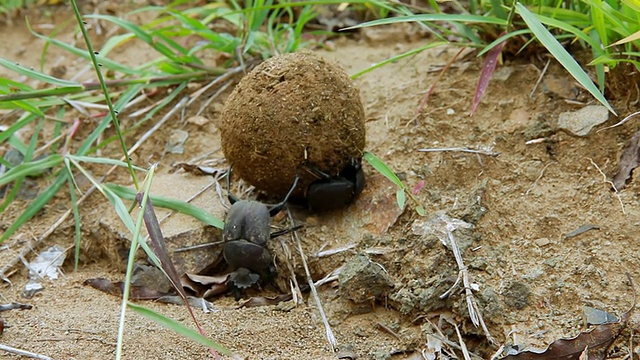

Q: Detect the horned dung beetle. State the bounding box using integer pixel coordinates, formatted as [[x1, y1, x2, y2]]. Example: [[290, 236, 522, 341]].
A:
[[222, 167, 300, 298], [305, 157, 365, 212]]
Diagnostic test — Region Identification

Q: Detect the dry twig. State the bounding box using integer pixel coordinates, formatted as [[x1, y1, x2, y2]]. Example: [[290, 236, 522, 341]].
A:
[[286, 208, 337, 352], [0, 343, 53, 360]]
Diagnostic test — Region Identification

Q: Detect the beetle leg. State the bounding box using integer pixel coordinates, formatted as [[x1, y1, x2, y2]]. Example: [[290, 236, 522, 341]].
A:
[[303, 164, 332, 180], [268, 175, 300, 217]]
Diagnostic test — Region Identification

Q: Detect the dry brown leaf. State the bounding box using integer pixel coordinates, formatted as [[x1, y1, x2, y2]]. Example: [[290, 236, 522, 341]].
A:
[[613, 129, 640, 190], [237, 293, 294, 308], [502, 322, 623, 360], [84, 278, 170, 300], [175, 163, 220, 176], [181, 273, 230, 298]]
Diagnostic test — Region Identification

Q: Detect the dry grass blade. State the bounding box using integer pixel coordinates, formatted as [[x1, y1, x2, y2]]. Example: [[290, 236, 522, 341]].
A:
[[0, 343, 52, 360], [286, 207, 338, 352], [136, 192, 225, 357]]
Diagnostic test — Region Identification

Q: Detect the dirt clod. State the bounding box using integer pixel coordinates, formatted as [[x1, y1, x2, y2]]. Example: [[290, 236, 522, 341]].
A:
[[219, 51, 366, 198], [339, 253, 394, 304]]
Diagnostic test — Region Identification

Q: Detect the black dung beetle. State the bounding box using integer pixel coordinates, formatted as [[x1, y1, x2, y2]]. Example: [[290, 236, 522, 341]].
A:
[[222, 167, 299, 298], [305, 157, 365, 212]]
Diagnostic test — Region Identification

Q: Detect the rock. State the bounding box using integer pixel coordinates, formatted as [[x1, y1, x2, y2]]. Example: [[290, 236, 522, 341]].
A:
[[557, 105, 609, 136], [339, 253, 394, 303], [165, 129, 189, 154], [503, 281, 531, 310]]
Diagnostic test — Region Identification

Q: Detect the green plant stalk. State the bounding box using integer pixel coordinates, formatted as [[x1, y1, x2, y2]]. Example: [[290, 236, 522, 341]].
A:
[[65, 168, 82, 270], [70, 0, 139, 190], [115, 164, 156, 360]]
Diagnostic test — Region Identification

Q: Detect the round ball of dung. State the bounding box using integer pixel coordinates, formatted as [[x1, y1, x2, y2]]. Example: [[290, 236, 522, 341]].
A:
[[219, 51, 366, 198]]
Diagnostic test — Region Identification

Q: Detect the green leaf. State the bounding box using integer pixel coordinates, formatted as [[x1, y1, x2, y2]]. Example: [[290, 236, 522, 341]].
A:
[[127, 302, 230, 355], [396, 189, 406, 209], [363, 151, 405, 190], [106, 183, 224, 229], [516, 2, 617, 115]]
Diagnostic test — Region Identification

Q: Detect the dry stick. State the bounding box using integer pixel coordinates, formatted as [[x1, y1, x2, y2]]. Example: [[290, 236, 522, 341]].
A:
[[529, 58, 550, 98], [418, 147, 500, 157], [285, 208, 338, 352], [275, 232, 304, 304], [588, 158, 626, 215], [455, 324, 472, 360], [0, 343, 53, 360], [0, 95, 190, 283], [439, 222, 496, 346], [416, 47, 466, 114]]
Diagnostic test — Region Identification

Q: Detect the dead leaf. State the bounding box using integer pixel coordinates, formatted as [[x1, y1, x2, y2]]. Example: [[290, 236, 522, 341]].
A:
[[613, 129, 640, 190], [157, 295, 216, 312], [181, 273, 229, 298], [175, 163, 221, 176], [238, 293, 294, 308], [84, 278, 170, 300], [0, 302, 32, 311], [583, 306, 618, 326], [502, 322, 623, 360], [184, 273, 229, 286]]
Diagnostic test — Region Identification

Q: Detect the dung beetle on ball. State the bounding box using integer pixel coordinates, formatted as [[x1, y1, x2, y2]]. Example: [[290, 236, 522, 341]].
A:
[[304, 157, 365, 212], [222, 167, 300, 299]]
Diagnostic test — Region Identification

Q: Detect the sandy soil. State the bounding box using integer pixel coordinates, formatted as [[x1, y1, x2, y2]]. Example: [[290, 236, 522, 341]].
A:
[[1, 3, 640, 360]]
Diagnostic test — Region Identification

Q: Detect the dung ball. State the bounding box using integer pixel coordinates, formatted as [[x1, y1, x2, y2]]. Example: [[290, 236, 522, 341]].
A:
[[219, 51, 366, 198]]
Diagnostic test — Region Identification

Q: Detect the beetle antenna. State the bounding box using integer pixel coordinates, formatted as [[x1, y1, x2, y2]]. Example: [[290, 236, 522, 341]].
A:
[[226, 166, 240, 204], [270, 224, 303, 239], [268, 175, 300, 217]]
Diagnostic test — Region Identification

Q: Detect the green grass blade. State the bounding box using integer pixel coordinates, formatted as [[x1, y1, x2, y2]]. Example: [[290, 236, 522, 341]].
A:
[[127, 302, 230, 355], [0, 154, 64, 186], [64, 168, 82, 270], [0, 173, 66, 242], [106, 183, 224, 229], [66, 155, 148, 172], [0, 58, 81, 87], [352, 42, 450, 79], [516, 2, 616, 115], [343, 14, 508, 31], [87, 14, 196, 64], [26, 20, 143, 75], [0, 113, 38, 146]]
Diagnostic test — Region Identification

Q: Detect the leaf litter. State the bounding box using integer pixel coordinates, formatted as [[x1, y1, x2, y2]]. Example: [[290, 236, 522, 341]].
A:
[[501, 274, 636, 360]]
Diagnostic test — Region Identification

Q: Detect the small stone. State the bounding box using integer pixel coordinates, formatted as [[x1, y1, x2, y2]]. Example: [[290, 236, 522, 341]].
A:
[[557, 105, 609, 136], [503, 281, 531, 310], [339, 253, 394, 303], [534, 237, 551, 247], [186, 115, 209, 126], [165, 129, 189, 154]]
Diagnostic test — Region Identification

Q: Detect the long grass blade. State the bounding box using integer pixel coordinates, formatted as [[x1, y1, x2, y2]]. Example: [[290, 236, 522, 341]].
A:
[[0, 174, 66, 242], [0, 154, 64, 186], [127, 302, 230, 354], [516, 2, 616, 115], [343, 14, 508, 31], [106, 183, 224, 229]]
